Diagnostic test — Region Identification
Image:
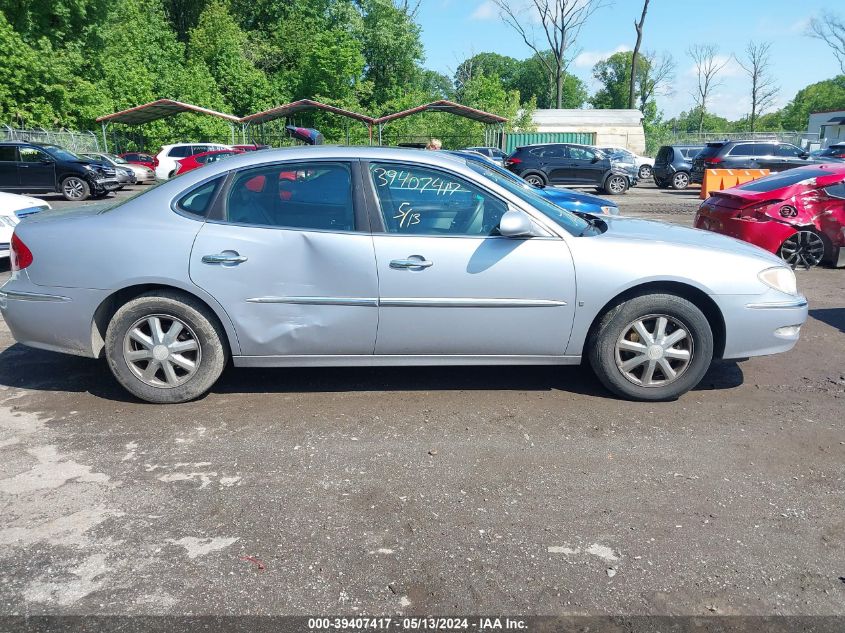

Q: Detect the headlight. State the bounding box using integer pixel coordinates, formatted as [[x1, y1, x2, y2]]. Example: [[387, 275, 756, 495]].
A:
[[83, 164, 96, 172], [600, 205, 618, 215], [759, 266, 798, 295]]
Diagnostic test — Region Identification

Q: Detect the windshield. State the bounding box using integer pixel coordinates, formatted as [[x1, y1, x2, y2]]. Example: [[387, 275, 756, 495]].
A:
[[465, 160, 591, 236], [109, 154, 127, 164], [44, 146, 82, 161]]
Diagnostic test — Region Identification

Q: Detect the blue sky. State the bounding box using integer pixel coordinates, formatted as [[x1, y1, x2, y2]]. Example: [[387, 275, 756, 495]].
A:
[[415, 0, 842, 120]]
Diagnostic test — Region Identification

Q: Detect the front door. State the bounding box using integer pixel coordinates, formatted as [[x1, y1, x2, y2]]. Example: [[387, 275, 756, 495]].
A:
[[17, 146, 55, 190], [567, 146, 605, 185], [189, 160, 379, 357], [365, 161, 577, 357]]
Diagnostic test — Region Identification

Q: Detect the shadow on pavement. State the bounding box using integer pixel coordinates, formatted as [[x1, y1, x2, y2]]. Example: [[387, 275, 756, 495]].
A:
[[810, 308, 845, 334], [0, 343, 745, 402]]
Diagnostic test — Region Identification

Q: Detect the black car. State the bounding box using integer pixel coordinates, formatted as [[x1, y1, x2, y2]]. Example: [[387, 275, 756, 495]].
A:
[[653, 145, 703, 190], [691, 140, 825, 184], [0, 141, 119, 201], [464, 146, 508, 165], [504, 143, 633, 195]]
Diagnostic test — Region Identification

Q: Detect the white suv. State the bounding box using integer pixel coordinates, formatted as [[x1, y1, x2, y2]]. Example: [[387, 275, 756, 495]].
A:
[[155, 143, 231, 180]]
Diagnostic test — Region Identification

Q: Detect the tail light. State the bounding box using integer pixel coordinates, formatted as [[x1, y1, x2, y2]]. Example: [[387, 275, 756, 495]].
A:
[[706, 157, 724, 165], [10, 233, 33, 271], [505, 157, 522, 167]]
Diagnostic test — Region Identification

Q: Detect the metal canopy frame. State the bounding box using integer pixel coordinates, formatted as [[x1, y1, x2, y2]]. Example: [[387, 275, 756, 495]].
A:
[[95, 99, 242, 152], [372, 100, 508, 147], [95, 98, 508, 150]]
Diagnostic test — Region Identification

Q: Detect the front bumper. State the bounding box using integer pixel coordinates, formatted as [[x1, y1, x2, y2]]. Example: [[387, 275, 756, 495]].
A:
[[92, 177, 120, 193], [716, 292, 808, 359]]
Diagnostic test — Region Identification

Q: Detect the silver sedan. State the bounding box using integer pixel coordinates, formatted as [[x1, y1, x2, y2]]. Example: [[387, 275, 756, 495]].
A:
[[0, 147, 808, 403]]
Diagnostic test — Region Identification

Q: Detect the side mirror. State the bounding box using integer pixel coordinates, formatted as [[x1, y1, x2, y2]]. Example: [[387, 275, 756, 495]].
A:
[[591, 156, 600, 163], [499, 208, 538, 238], [800, 152, 809, 159]]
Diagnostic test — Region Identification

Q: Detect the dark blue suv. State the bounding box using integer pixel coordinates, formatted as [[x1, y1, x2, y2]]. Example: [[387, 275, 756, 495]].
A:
[[505, 143, 633, 195], [653, 145, 703, 190]]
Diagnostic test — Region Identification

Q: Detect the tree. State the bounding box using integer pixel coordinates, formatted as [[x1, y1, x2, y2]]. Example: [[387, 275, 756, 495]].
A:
[[808, 11, 845, 74], [737, 41, 778, 133], [454, 53, 521, 96], [591, 51, 633, 109], [628, 0, 649, 109], [0, 0, 110, 44], [514, 52, 586, 108], [779, 75, 845, 130], [489, 0, 608, 108], [636, 50, 674, 112], [188, 0, 275, 115], [359, 0, 425, 105], [688, 44, 730, 133]]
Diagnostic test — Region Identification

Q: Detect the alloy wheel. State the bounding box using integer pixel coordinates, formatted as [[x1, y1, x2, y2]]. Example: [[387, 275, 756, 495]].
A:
[[123, 314, 201, 388], [607, 175, 627, 194], [615, 314, 693, 387], [524, 174, 544, 186], [672, 172, 689, 189], [63, 178, 86, 200], [639, 165, 653, 179], [779, 231, 825, 269]]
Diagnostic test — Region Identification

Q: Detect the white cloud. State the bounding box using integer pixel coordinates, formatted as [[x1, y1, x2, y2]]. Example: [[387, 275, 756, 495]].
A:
[[470, 1, 497, 20], [572, 45, 632, 68]]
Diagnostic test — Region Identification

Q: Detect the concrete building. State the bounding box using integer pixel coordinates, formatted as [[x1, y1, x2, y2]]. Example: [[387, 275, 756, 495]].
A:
[[807, 110, 845, 148], [531, 109, 646, 154]]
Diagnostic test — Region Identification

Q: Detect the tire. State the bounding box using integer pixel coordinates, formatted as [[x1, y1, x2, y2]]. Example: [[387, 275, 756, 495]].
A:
[[671, 172, 690, 190], [522, 172, 547, 187], [638, 164, 653, 180], [588, 293, 714, 401], [61, 176, 91, 201], [105, 291, 228, 404], [778, 230, 827, 269], [604, 174, 628, 195]]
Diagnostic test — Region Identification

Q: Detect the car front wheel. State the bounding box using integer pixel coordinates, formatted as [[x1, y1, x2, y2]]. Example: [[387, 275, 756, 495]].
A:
[[61, 176, 90, 201], [638, 164, 653, 179], [588, 294, 714, 401], [105, 291, 228, 404], [604, 174, 628, 195]]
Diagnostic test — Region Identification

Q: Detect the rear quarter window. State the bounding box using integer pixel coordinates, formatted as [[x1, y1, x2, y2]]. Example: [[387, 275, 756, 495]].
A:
[[176, 177, 223, 217]]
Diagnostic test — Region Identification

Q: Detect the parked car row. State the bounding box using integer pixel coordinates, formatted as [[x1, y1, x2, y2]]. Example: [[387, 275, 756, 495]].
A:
[[0, 191, 50, 259]]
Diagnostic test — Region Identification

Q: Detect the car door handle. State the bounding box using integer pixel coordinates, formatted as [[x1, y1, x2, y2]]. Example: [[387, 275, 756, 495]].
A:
[[390, 257, 433, 269], [202, 253, 248, 265]]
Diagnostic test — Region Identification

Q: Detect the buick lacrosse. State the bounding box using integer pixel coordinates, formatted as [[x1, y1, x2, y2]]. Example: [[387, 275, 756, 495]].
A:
[[0, 147, 807, 403]]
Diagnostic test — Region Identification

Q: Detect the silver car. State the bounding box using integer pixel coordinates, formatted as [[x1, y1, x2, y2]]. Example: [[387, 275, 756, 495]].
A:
[[0, 147, 807, 404], [82, 152, 156, 185]]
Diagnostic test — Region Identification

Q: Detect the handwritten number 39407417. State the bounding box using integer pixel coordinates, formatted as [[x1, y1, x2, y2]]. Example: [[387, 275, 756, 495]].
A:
[[372, 168, 462, 196]]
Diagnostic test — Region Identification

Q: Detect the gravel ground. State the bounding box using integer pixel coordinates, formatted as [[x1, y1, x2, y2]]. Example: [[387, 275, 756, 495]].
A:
[[0, 180, 843, 617]]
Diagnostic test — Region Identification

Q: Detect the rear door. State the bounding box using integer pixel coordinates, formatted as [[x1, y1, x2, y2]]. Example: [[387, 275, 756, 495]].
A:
[[17, 146, 55, 190], [749, 143, 777, 170], [189, 160, 379, 358], [0, 146, 19, 189]]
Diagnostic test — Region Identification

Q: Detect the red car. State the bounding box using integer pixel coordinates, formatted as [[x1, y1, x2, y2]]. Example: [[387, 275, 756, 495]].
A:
[[173, 149, 244, 176], [119, 152, 157, 169], [695, 163, 845, 269]]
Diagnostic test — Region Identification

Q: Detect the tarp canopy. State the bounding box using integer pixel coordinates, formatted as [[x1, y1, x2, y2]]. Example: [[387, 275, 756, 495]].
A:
[[373, 100, 508, 125], [96, 99, 240, 125], [241, 99, 375, 125]]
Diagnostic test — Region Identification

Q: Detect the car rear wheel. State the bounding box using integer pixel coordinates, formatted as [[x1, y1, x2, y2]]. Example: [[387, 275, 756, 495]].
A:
[[638, 164, 653, 179], [779, 230, 827, 269], [604, 174, 628, 195], [61, 176, 90, 201], [588, 294, 713, 401], [105, 291, 228, 404], [522, 172, 547, 187], [671, 172, 690, 190]]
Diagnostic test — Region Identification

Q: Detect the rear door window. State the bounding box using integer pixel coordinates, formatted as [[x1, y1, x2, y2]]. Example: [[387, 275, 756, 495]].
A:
[[225, 162, 355, 231], [0, 146, 17, 161], [754, 144, 776, 156]]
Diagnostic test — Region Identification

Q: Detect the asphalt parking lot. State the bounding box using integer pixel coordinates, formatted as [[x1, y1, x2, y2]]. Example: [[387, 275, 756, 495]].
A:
[[0, 181, 843, 616]]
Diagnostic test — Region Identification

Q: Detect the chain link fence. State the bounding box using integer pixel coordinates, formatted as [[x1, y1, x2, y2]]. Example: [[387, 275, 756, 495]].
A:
[[1, 125, 102, 153]]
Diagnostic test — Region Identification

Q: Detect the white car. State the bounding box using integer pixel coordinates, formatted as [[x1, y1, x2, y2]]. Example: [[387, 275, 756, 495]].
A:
[[0, 192, 50, 258], [154, 143, 231, 180], [601, 147, 654, 180]]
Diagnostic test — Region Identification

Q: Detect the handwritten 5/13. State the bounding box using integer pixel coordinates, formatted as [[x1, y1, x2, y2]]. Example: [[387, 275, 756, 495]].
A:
[[394, 202, 421, 228]]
